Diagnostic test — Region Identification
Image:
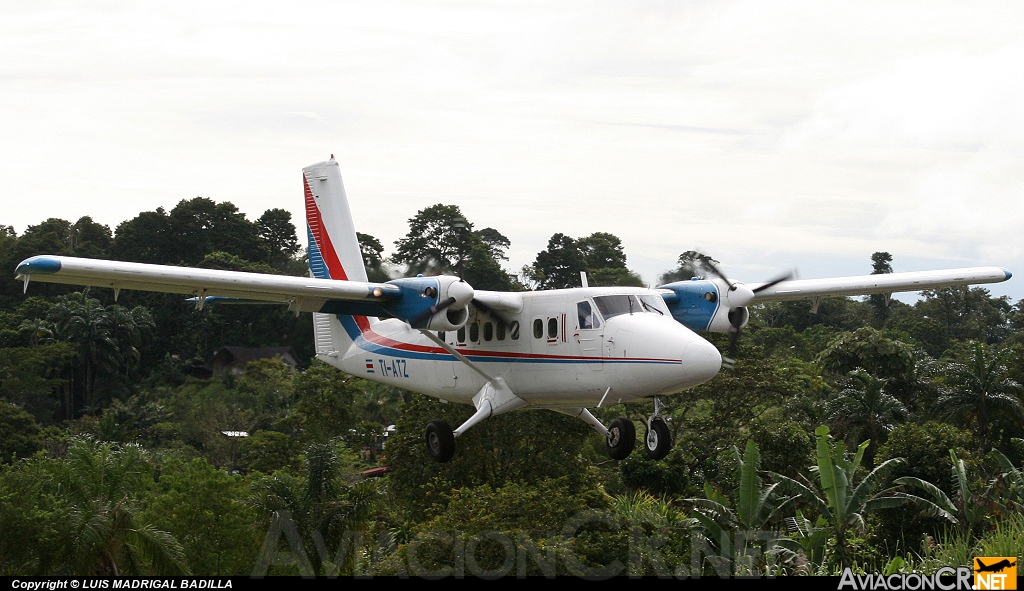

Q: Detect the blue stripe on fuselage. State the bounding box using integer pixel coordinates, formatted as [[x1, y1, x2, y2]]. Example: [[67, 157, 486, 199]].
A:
[[337, 317, 675, 366]]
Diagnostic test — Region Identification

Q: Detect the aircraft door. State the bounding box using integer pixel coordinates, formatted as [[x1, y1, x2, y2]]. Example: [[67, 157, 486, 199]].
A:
[[573, 300, 603, 372]]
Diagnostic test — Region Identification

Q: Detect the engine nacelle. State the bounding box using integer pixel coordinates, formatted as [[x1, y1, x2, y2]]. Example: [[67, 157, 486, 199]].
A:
[[658, 278, 750, 333], [383, 275, 474, 331]]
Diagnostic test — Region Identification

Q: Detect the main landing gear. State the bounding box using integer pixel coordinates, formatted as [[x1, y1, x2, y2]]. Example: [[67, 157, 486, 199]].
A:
[[422, 397, 673, 463], [603, 413, 671, 460], [606, 417, 635, 460], [425, 419, 455, 463]]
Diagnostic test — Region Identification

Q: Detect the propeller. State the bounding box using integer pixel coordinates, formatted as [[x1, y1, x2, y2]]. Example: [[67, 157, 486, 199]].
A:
[[412, 296, 458, 327], [694, 259, 795, 358], [470, 297, 512, 328]]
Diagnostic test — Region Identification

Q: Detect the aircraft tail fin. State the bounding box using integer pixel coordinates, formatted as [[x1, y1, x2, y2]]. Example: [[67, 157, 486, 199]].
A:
[[302, 156, 372, 359]]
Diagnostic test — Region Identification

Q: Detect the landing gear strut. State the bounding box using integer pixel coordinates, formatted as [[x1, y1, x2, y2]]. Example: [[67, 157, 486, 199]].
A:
[[644, 398, 672, 460]]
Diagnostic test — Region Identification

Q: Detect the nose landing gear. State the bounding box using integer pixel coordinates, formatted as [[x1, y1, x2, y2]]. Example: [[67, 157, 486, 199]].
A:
[[643, 398, 672, 460]]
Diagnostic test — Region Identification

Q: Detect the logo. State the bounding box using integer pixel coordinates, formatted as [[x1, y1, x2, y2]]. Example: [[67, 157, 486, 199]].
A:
[[974, 557, 1017, 590]]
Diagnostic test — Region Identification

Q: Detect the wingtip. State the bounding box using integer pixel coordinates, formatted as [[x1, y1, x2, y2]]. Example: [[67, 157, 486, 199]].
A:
[[1002, 268, 1013, 281], [15, 255, 62, 276]]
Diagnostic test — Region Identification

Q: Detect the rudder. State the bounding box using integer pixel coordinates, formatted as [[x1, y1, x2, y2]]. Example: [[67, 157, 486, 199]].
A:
[[302, 156, 372, 362]]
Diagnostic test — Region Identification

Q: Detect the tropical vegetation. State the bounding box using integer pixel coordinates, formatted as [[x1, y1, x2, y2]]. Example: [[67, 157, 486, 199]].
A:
[[0, 200, 1022, 577]]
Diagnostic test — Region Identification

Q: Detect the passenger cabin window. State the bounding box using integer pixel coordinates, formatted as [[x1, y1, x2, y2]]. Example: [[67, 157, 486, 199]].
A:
[[533, 319, 543, 339], [469, 322, 480, 342], [510, 321, 520, 340], [496, 322, 506, 341], [457, 327, 466, 343], [484, 322, 493, 341], [547, 317, 558, 339]]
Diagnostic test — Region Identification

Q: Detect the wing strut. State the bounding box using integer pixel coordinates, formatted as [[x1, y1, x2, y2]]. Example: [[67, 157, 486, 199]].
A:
[[418, 329, 527, 437]]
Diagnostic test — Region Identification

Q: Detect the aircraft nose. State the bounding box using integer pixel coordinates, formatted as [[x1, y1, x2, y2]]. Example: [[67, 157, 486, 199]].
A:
[[681, 338, 722, 386]]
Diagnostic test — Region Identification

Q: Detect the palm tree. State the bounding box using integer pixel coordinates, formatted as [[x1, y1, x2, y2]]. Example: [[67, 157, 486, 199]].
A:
[[931, 342, 1024, 449], [769, 426, 913, 568], [46, 293, 154, 414], [250, 441, 383, 576], [47, 293, 118, 412], [51, 437, 188, 575], [17, 317, 54, 347], [824, 368, 910, 462]]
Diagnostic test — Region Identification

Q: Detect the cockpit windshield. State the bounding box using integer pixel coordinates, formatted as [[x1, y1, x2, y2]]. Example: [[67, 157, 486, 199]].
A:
[[593, 294, 667, 319]]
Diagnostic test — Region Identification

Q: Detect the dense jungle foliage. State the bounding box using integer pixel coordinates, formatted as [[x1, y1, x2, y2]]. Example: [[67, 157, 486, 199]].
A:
[[1, 200, 1022, 577]]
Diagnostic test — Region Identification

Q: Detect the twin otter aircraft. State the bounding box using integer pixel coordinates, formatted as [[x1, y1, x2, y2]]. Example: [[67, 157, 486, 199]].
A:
[[15, 157, 1012, 462]]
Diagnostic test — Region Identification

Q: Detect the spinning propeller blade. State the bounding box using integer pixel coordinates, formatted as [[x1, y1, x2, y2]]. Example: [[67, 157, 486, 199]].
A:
[[412, 296, 457, 326], [693, 257, 796, 359]]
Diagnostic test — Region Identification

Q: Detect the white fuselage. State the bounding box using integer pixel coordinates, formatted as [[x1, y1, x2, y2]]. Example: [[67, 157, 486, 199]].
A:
[[320, 286, 723, 409]]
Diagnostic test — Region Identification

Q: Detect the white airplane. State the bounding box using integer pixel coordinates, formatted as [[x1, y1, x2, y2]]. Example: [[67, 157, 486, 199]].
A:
[[15, 157, 1012, 462]]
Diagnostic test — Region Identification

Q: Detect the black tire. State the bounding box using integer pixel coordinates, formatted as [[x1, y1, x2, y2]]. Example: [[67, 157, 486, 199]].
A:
[[606, 417, 636, 460], [644, 418, 672, 460], [425, 419, 455, 463]]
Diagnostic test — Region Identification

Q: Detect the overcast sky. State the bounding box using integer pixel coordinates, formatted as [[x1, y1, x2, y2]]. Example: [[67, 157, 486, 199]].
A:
[[3, 1, 1022, 303]]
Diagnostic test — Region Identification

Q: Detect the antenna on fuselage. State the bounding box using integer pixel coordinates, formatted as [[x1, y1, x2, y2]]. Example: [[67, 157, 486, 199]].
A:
[[580, 271, 589, 288]]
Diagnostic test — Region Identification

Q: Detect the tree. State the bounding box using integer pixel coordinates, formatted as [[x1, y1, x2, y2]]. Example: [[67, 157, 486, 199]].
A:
[[816, 327, 935, 413], [46, 293, 154, 414], [524, 233, 585, 289], [0, 402, 43, 463], [873, 421, 978, 548], [256, 208, 301, 269], [49, 438, 189, 575], [392, 204, 517, 290], [357, 232, 389, 282], [868, 252, 893, 324], [0, 343, 77, 422], [138, 457, 262, 575], [823, 369, 910, 463], [931, 342, 1024, 450], [167, 198, 267, 265], [109, 208, 173, 264], [249, 442, 383, 576], [281, 359, 359, 444], [392, 204, 471, 276], [898, 287, 1012, 356], [892, 449, 988, 539], [526, 232, 641, 289], [384, 395, 595, 522], [659, 250, 720, 285]]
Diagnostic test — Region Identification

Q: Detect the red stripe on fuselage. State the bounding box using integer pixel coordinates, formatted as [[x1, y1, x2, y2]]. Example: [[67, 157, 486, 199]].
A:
[[304, 174, 370, 333], [358, 322, 678, 363]]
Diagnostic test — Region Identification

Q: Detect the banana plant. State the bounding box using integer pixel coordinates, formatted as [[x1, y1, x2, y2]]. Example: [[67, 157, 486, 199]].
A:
[[893, 449, 983, 539], [769, 426, 913, 568], [687, 440, 796, 575], [989, 439, 1024, 513]]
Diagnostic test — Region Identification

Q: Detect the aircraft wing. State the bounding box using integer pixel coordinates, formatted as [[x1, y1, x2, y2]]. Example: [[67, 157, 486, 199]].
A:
[[15, 255, 400, 313], [749, 266, 1012, 302]]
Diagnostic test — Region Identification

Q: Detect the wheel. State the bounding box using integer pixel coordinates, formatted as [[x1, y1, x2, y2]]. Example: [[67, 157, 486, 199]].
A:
[[425, 419, 455, 463], [644, 418, 672, 460], [606, 417, 636, 460]]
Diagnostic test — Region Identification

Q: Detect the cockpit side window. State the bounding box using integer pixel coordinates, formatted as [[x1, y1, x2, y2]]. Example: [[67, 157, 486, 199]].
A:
[[638, 294, 667, 315], [577, 300, 601, 329], [594, 294, 667, 319], [593, 295, 636, 319]]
